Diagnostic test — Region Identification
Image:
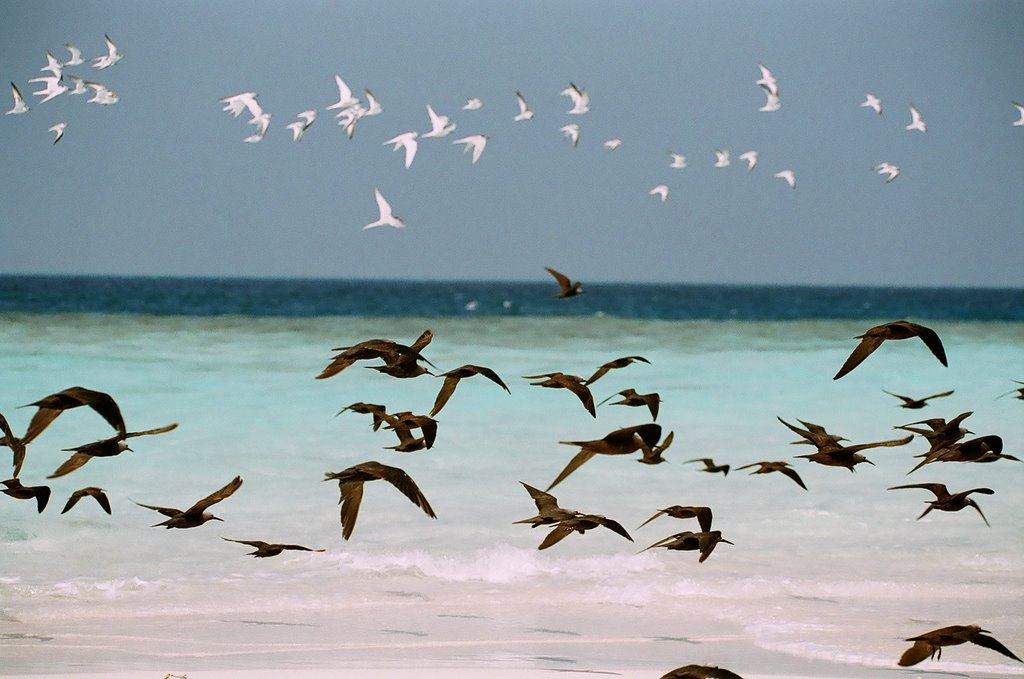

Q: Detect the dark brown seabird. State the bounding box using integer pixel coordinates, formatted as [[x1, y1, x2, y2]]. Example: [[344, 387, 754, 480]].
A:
[[430, 364, 510, 417], [19, 386, 126, 444], [640, 530, 732, 563], [736, 461, 807, 490], [598, 388, 661, 420], [888, 483, 994, 526], [637, 505, 713, 532], [523, 372, 596, 418], [316, 330, 434, 380], [544, 266, 583, 298], [222, 538, 326, 558], [48, 423, 178, 479], [61, 486, 111, 514], [898, 624, 1022, 666], [514, 482, 632, 550], [684, 458, 730, 476], [2, 478, 51, 513], [324, 460, 435, 540], [134, 475, 243, 529], [337, 402, 390, 431], [0, 412, 29, 478], [548, 423, 662, 491], [882, 389, 954, 409], [833, 320, 947, 380], [585, 356, 650, 385]]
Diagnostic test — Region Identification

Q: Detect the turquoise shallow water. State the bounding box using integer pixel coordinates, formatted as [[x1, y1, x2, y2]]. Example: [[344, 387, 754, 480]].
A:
[[0, 312, 1022, 675]]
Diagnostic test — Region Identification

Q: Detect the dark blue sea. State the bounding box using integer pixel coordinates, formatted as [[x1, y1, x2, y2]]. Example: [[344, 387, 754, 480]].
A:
[[0, 275, 1020, 320]]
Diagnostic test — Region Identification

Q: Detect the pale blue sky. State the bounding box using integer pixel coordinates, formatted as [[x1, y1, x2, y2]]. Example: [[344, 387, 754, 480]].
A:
[[1, 1, 1022, 286]]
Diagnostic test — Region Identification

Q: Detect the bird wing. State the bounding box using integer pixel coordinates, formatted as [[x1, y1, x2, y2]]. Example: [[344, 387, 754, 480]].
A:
[[562, 380, 596, 417], [125, 422, 179, 438], [544, 267, 572, 294], [429, 375, 460, 417], [597, 517, 633, 542], [897, 639, 935, 666], [537, 523, 576, 550], [222, 537, 268, 549], [22, 386, 126, 443], [47, 452, 93, 479], [842, 434, 914, 453], [133, 500, 182, 518], [778, 465, 808, 490], [338, 480, 365, 540], [972, 632, 1023, 662], [833, 336, 885, 380], [922, 390, 954, 401], [546, 449, 597, 492], [637, 509, 668, 529], [370, 463, 436, 519], [520, 482, 560, 514], [471, 365, 510, 392], [185, 476, 243, 514], [887, 483, 949, 499], [910, 324, 948, 367], [694, 506, 714, 533]]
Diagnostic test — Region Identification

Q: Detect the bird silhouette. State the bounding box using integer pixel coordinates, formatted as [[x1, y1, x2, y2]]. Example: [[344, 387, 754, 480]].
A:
[[736, 461, 807, 490], [0, 412, 29, 478], [19, 386, 126, 444], [523, 372, 596, 418], [898, 624, 1022, 666], [882, 389, 954, 409], [548, 423, 662, 490], [637, 505, 713, 532], [222, 538, 325, 558], [544, 267, 583, 298], [48, 423, 178, 478], [833, 321, 947, 380], [888, 483, 994, 526], [2, 478, 50, 513], [134, 476, 243, 529], [316, 330, 433, 380], [597, 388, 661, 420], [337, 402, 391, 431], [61, 487, 111, 515], [640, 530, 732, 563], [323, 461, 435, 540], [685, 458, 730, 476], [429, 364, 509, 417], [585, 356, 650, 385]]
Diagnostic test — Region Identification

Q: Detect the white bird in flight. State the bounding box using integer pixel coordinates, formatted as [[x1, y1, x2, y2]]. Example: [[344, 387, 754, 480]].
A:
[[453, 134, 488, 163], [91, 34, 123, 70], [649, 184, 669, 203], [85, 81, 119, 105], [560, 123, 580, 147], [6, 82, 29, 114], [384, 131, 419, 168], [669, 152, 687, 169], [774, 169, 797, 188], [1011, 101, 1024, 126], [28, 76, 67, 103], [739, 150, 758, 172], [714, 149, 730, 168], [286, 110, 316, 141], [327, 75, 360, 111], [66, 75, 88, 95], [561, 82, 590, 114], [63, 43, 84, 66], [604, 138, 622, 151], [40, 51, 63, 78], [422, 105, 456, 138], [363, 188, 403, 230], [759, 88, 782, 112], [861, 92, 882, 114], [462, 97, 482, 110], [49, 122, 66, 145], [874, 162, 900, 183], [243, 112, 271, 142], [906, 104, 927, 132], [514, 91, 534, 121], [756, 63, 778, 96], [363, 89, 383, 116], [221, 92, 263, 119]]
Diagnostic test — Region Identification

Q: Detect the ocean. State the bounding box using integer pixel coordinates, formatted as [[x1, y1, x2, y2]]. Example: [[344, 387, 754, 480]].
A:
[[1, 276, 1022, 677]]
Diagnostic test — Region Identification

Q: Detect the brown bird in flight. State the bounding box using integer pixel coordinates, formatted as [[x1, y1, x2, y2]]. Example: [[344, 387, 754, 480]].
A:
[[430, 364, 510, 417], [833, 320, 947, 380], [685, 458, 730, 476], [637, 505, 713, 532], [316, 330, 434, 380], [337, 402, 391, 431], [548, 423, 662, 490], [736, 460, 807, 490], [514, 482, 631, 550], [222, 538, 326, 558], [2, 478, 51, 513], [134, 476, 243, 529], [888, 482, 994, 526], [883, 389, 954, 409], [48, 423, 179, 479], [597, 388, 661, 420], [523, 372, 596, 418], [545, 266, 583, 298], [61, 486, 112, 515], [324, 460, 435, 540], [20, 386, 126, 444], [640, 530, 733, 563], [585, 356, 650, 385], [898, 624, 1022, 666], [0, 412, 29, 478]]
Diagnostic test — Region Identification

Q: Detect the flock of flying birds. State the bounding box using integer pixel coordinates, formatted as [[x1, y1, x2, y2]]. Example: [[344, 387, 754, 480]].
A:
[[3, 271, 1022, 673], [4, 35, 123, 144], [211, 65, 1024, 227]]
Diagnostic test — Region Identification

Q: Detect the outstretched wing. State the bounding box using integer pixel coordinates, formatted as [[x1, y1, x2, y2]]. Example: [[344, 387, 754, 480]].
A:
[[48, 452, 93, 479], [185, 476, 244, 515], [909, 324, 948, 367], [125, 422, 179, 438], [833, 336, 885, 380], [546, 449, 597, 492], [537, 523, 576, 550], [364, 461, 436, 520], [971, 633, 1023, 662]]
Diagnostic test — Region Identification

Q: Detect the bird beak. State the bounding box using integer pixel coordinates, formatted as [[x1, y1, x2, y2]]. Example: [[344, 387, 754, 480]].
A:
[[721, 538, 735, 545], [212, 516, 224, 522], [125, 446, 134, 452]]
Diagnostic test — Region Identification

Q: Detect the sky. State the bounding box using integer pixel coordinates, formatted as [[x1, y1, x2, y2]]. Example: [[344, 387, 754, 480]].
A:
[[0, 0, 1022, 287]]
